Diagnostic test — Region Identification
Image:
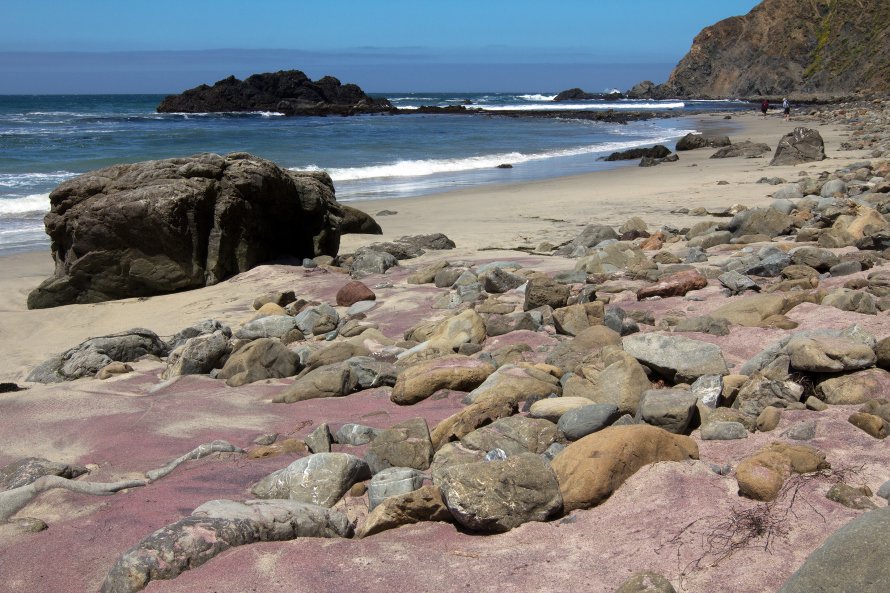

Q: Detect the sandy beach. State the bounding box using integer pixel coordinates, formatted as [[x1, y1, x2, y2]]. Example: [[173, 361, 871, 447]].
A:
[[0, 109, 870, 381]]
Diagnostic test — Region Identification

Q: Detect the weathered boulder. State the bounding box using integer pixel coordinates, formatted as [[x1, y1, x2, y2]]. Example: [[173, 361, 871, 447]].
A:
[[728, 207, 793, 238], [552, 425, 699, 512], [251, 453, 371, 507], [552, 301, 605, 336], [636, 389, 699, 434], [366, 467, 426, 510], [26, 328, 168, 383], [365, 418, 434, 474], [461, 415, 558, 455], [622, 333, 728, 383], [438, 454, 563, 533], [769, 127, 826, 166], [157, 70, 393, 115], [546, 325, 623, 373], [166, 319, 231, 351], [787, 336, 876, 373], [464, 363, 561, 406], [778, 506, 890, 593], [28, 153, 344, 308], [557, 403, 622, 440], [710, 141, 771, 159], [736, 443, 829, 501], [100, 499, 351, 593], [391, 355, 494, 405], [234, 315, 298, 340], [675, 133, 730, 151], [572, 351, 652, 415], [357, 485, 451, 537], [529, 396, 594, 422], [162, 330, 230, 379], [273, 362, 359, 403], [430, 399, 518, 450], [339, 204, 383, 234], [217, 338, 300, 387], [817, 368, 889, 404], [524, 275, 570, 310]]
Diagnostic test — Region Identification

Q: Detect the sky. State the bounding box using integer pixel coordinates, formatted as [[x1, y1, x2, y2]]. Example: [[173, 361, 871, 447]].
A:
[[1, 0, 761, 94]]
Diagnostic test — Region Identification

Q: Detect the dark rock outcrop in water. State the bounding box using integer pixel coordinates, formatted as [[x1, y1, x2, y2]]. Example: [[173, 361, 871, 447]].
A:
[[28, 153, 356, 309], [630, 0, 890, 98], [554, 88, 624, 101], [157, 70, 393, 115]]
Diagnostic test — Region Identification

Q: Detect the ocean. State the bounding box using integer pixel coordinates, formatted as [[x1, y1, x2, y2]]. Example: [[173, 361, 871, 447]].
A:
[[0, 93, 745, 255]]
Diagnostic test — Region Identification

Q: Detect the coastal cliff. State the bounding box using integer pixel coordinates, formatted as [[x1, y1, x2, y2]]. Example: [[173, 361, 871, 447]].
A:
[[157, 70, 393, 115], [635, 0, 890, 99]]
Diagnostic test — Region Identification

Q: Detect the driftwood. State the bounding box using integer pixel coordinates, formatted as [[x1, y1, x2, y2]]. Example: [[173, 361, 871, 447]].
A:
[[0, 476, 146, 522], [145, 440, 243, 482]]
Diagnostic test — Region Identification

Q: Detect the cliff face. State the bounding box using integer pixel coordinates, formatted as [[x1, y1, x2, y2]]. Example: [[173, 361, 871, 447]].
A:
[[655, 0, 890, 98]]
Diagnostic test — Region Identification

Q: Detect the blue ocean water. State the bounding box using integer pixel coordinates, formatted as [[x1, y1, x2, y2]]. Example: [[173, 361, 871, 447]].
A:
[[0, 93, 744, 254]]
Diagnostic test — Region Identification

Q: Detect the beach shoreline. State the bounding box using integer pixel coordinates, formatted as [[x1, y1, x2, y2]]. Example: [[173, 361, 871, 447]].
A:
[[0, 109, 873, 381]]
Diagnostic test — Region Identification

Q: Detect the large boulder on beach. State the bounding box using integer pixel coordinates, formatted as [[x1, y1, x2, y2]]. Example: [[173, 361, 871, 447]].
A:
[[28, 153, 346, 309], [770, 127, 826, 166], [157, 70, 393, 115], [777, 506, 890, 593], [26, 328, 168, 383]]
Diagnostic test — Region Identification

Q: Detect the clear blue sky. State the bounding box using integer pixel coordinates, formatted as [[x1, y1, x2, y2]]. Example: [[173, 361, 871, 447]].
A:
[[1, 0, 761, 93]]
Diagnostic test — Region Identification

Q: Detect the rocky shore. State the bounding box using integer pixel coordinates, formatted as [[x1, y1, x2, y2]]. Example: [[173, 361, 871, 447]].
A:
[[1, 102, 889, 593]]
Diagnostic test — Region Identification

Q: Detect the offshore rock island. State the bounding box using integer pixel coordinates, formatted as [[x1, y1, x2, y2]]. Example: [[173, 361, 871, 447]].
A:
[[156, 70, 394, 116]]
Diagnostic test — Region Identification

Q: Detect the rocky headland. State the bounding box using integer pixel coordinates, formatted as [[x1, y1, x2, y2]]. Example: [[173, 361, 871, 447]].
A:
[[156, 70, 394, 115], [629, 0, 890, 100], [1, 101, 889, 593]]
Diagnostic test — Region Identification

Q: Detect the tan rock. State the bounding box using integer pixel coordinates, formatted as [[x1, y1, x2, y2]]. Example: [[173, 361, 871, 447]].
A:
[[576, 351, 652, 415], [406, 261, 449, 285], [736, 451, 790, 501], [357, 485, 451, 537], [709, 293, 788, 327], [816, 368, 889, 404], [247, 439, 308, 459], [552, 302, 604, 336], [545, 325, 623, 373], [756, 406, 781, 432], [428, 309, 486, 351], [430, 399, 518, 450], [788, 336, 876, 373], [848, 412, 887, 439], [391, 355, 494, 405], [528, 396, 594, 422], [253, 302, 288, 318], [551, 424, 699, 511], [96, 361, 134, 380], [465, 363, 561, 406]]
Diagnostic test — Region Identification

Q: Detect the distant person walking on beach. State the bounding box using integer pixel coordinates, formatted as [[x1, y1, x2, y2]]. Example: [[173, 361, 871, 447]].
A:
[[761, 99, 769, 116], [783, 97, 790, 120]]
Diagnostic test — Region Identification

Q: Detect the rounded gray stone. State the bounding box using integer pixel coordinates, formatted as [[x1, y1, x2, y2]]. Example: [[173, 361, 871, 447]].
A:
[[557, 403, 621, 440]]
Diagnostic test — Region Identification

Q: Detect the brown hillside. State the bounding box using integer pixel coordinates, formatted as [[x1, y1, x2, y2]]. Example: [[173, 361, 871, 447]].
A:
[[660, 0, 890, 98]]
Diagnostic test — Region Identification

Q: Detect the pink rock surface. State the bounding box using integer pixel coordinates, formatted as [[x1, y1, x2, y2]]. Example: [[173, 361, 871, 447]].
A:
[[2, 253, 888, 593]]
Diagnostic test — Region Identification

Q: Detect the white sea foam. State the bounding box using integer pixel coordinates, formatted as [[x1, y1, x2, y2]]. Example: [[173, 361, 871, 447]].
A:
[[478, 101, 686, 112], [0, 193, 51, 215], [0, 172, 77, 189], [293, 131, 695, 183], [517, 94, 557, 102]]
